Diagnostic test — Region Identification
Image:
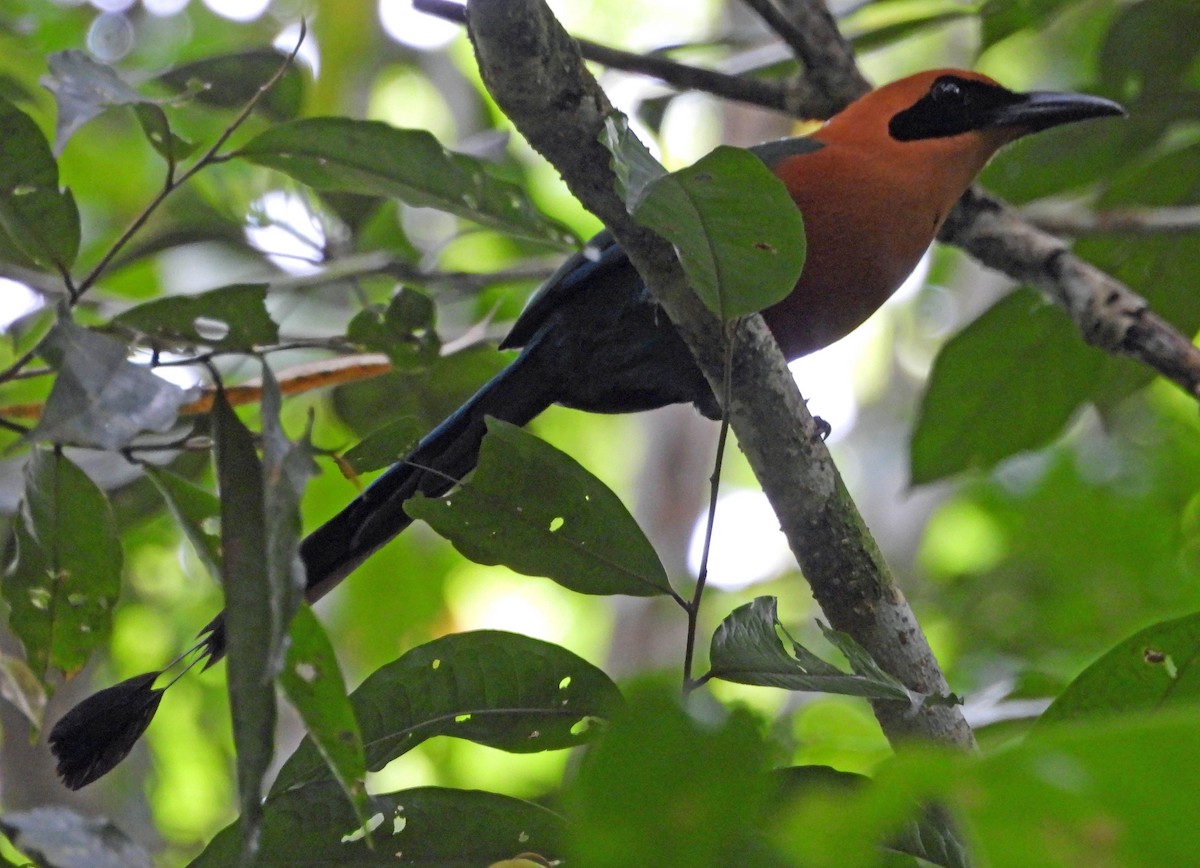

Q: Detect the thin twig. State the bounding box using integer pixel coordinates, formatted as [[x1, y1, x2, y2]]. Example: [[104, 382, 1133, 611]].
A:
[[1022, 202, 1200, 236], [0, 23, 308, 390], [682, 329, 736, 692], [74, 21, 308, 298], [415, 0, 794, 113]]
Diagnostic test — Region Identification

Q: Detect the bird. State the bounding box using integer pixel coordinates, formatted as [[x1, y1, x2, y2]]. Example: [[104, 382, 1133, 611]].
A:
[[48, 69, 1124, 789]]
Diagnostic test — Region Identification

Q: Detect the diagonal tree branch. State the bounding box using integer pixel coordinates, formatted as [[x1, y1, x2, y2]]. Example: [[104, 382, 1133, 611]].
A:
[[464, 0, 975, 749]]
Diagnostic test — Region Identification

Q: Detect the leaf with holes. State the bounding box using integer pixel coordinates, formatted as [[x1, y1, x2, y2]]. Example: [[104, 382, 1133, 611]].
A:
[[628, 145, 806, 320], [112, 283, 277, 351], [235, 119, 576, 246], [272, 630, 621, 794], [406, 418, 672, 597], [0, 95, 79, 271], [3, 449, 121, 680], [278, 604, 369, 828], [1038, 612, 1200, 726], [155, 49, 304, 120], [194, 783, 565, 867]]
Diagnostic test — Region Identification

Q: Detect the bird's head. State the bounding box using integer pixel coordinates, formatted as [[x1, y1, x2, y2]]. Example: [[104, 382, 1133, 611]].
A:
[[819, 68, 1125, 154]]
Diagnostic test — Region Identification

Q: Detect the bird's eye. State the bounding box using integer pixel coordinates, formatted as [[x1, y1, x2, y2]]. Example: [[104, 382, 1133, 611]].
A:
[[930, 79, 964, 102]]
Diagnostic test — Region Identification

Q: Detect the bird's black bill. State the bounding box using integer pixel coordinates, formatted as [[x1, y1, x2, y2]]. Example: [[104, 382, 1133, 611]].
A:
[[985, 89, 1126, 133]]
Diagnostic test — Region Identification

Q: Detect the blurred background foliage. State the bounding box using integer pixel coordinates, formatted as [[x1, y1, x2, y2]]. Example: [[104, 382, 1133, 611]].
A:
[[0, 0, 1197, 864]]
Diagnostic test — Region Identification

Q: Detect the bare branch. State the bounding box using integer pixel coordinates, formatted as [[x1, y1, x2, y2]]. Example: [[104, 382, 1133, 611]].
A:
[[741, 0, 870, 113], [465, 0, 975, 750], [942, 188, 1200, 399]]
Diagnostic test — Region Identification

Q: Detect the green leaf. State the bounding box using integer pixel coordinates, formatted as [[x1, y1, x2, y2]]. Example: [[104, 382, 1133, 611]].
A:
[[0, 94, 79, 270], [566, 680, 772, 866], [144, 466, 221, 579], [278, 604, 369, 829], [406, 418, 672, 597], [212, 366, 312, 859], [31, 319, 197, 450], [770, 766, 969, 868], [1039, 612, 1200, 725], [708, 597, 924, 706], [629, 145, 806, 320], [112, 283, 278, 351], [346, 287, 440, 366], [132, 103, 198, 164], [778, 709, 1200, 867], [910, 288, 1105, 484], [0, 651, 47, 731], [155, 49, 304, 120], [0, 807, 151, 868], [341, 416, 422, 474], [965, 709, 1200, 866], [979, 0, 1075, 49], [3, 449, 122, 680], [235, 119, 576, 246], [273, 630, 621, 793], [211, 388, 274, 856], [194, 783, 566, 867]]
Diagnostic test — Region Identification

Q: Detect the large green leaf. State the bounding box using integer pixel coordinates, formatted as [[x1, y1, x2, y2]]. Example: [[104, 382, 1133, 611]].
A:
[[610, 133, 807, 320], [211, 387, 274, 857], [406, 419, 672, 597], [112, 283, 278, 351], [769, 766, 968, 868], [32, 319, 197, 450], [193, 784, 566, 867], [235, 119, 575, 246], [273, 630, 622, 793], [1039, 612, 1200, 725], [4, 449, 121, 680], [211, 366, 312, 859], [0, 94, 79, 271], [278, 604, 369, 829], [566, 680, 772, 866], [775, 709, 1200, 867], [910, 288, 1105, 484]]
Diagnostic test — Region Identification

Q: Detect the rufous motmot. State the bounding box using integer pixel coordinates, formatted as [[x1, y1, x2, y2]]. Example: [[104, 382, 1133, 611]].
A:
[[50, 69, 1124, 789]]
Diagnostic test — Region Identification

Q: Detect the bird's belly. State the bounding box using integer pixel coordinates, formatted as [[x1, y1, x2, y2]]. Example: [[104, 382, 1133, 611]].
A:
[[764, 211, 933, 359]]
